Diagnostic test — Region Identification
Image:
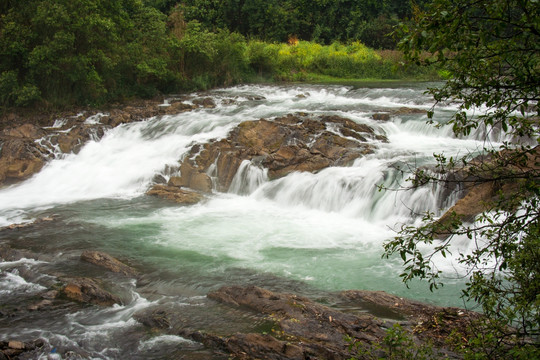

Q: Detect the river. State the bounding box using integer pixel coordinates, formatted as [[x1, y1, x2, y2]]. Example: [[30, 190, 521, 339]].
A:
[[0, 83, 498, 358]]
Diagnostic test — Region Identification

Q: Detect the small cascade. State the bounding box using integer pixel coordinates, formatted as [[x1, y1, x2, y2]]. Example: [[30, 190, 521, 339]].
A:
[[229, 160, 268, 195]]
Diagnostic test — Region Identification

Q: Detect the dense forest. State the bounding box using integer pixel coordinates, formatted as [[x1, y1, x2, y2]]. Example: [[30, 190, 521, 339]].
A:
[[0, 0, 432, 108], [151, 0, 428, 47]]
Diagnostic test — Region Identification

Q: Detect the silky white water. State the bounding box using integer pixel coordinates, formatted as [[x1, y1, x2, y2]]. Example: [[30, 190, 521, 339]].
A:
[[0, 83, 498, 358]]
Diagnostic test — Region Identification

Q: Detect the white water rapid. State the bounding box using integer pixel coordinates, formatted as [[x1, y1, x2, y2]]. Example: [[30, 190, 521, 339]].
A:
[[0, 83, 502, 358]]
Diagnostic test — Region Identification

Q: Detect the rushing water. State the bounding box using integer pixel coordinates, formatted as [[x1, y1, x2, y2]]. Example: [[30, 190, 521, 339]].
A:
[[0, 83, 499, 358]]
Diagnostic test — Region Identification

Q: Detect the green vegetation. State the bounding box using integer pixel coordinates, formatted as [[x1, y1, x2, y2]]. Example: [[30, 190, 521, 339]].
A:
[[384, 0, 539, 357], [348, 324, 439, 360], [175, 0, 430, 48], [247, 40, 439, 82], [0, 0, 437, 110]]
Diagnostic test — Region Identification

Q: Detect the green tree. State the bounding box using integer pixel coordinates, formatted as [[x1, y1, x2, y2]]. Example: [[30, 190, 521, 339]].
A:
[[0, 0, 179, 107], [384, 0, 539, 357]]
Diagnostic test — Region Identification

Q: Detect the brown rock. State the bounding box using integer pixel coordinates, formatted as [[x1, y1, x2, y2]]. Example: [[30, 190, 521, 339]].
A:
[[372, 113, 391, 121], [207, 285, 385, 359], [2, 124, 46, 139], [189, 172, 213, 193], [393, 107, 427, 115], [177, 114, 383, 193], [168, 176, 188, 187], [7, 341, 25, 350], [193, 97, 216, 108], [163, 101, 197, 115], [80, 250, 137, 276], [147, 184, 205, 204], [63, 277, 121, 306], [0, 138, 47, 183]]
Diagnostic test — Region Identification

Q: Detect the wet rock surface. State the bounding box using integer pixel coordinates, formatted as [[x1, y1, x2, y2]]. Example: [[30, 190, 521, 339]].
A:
[[80, 250, 138, 276], [62, 277, 122, 306], [146, 184, 206, 204], [179, 114, 386, 192], [166, 285, 474, 359]]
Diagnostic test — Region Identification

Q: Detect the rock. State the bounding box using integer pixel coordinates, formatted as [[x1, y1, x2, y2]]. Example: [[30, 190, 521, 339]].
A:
[[393, 107, 428, 115], [62, 277, 121, 306], [193, 97, 216, 108], [147, 184, 205, 204], [134, 309, 171, 330], [27, 299, 53, 311], [372, 108, 427, 121], [7, 341, 25, 350], [1, 339, 44, 359], [206, 285, 385, 359], [436, 146, 540, 234], [162, 101, 197, 115], [0, 137, 47, 183], [172, 162, 213, 193], [1, 216, 55, 231], [198, 286, 478, 359], [53, 124, 106, 154], [2, 124, 46, 139], [80, 250, 138, 276], [179, 114, 382, 192], [372, 113, 391, 121]]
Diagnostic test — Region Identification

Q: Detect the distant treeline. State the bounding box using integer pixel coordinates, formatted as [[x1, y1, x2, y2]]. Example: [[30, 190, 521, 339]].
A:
[[151, 0, 429, 49], [0, 0, 435, 109]]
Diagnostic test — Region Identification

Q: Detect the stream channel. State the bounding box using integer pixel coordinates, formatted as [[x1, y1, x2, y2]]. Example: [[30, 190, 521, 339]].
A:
[[0, 83, 501, 358]]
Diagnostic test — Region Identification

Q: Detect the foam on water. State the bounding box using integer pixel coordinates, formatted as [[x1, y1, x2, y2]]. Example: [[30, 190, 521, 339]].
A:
[[0, 83, 500, 358]]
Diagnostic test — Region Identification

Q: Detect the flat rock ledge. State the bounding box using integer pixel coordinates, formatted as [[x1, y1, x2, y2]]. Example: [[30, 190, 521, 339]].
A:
[[169, 285, 477, 359]]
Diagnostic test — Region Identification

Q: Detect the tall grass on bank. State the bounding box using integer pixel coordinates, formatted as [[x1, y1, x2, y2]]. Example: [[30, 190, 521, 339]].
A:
[[246, 40, 441, 82]]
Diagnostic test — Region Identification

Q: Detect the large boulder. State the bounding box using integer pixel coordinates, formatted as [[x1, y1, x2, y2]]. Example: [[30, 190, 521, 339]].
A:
[[436, 145, 540, 233], [0, 137, 48, 183], [178, 114, 385, 192]]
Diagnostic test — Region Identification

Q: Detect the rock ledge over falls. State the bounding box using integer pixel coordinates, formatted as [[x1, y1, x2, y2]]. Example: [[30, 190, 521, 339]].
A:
[[148, 113, 387, 203]]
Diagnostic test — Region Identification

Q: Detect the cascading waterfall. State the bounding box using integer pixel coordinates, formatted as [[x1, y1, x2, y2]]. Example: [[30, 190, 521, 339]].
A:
[[0, 83, 500, 359]]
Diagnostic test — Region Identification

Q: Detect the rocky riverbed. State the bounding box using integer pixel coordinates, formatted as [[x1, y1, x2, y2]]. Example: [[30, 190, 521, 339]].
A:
[[0, 239, 478, 359], [1, 84, 499, 359]]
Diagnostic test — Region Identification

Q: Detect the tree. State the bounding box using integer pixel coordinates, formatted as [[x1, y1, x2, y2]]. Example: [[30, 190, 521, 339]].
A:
[[384, 0, 539, 357]]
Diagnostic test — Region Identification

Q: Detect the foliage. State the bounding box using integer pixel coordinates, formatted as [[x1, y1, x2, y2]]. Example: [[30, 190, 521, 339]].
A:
[[348, 323, 439, 360], [0, 0, 438, 109], [384, 0, 540, 357], [177, 0, 431, 47], [245, 41, 439, 81], [0, 0, 178, 107]]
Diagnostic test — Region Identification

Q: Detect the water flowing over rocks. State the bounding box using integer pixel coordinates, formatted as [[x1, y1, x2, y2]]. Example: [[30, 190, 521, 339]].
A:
[[435, 145, 540, 232], [175, 114, 386, 193], [0, 95, 222, 186]]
